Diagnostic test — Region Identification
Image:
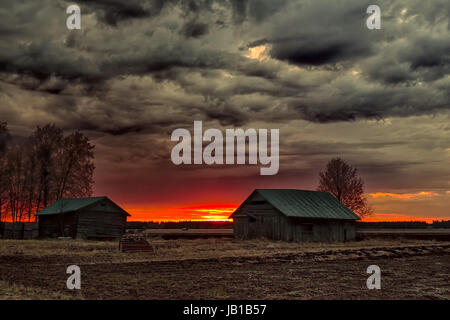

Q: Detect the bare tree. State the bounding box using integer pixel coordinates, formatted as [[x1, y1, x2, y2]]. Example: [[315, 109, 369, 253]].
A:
[[32, 124, 63, 212], [0, 123, 95, 222], [23, 137, 38, 221], [0, 122, 10, 221], [317, 158, 373, 218], [54, 131, 95, 200], [4, 144, 29, 222]]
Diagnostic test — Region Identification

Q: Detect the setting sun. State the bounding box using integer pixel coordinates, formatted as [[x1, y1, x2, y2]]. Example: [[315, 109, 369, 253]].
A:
[[123, 204, 237, 222]]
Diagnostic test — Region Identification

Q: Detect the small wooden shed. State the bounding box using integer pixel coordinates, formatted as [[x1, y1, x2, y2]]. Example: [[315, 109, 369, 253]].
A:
[[229, 189, 360, 242], [36, 196, 130, 239]]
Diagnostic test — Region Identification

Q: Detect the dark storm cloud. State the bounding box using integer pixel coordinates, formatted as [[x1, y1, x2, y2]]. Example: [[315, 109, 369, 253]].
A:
[[0, 1, 232, 89], [228, 0, 290, 24], [272, 40, 369, 66], [282, 140, 406, 157], [73, 0, 285, 27], [402, 36, 450, 79], [256, 1, 377, 66], [289, 87, 433, 122], [0, 0, 449, 131], [203, 103, 249, 126], [0, 0, 290, 88], [180, 20, 209, 38], [0, 41, 103, 83], [74, 0, 167, 26]]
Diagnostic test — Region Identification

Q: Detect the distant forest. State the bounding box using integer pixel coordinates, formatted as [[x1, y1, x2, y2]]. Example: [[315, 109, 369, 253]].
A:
[[127, 221, 234, 230], [127, 220, 450, 230], [0, 123, 95, 223], [357, 220, 450, 229]]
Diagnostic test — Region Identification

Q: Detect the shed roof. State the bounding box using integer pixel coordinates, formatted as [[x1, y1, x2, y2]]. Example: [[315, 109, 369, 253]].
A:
[[36, 196, 131, 216], [230, 189, 360, 220]]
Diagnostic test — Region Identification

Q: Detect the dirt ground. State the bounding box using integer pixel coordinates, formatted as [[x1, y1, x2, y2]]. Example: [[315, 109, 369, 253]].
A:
[[0, 238, 449, 299]]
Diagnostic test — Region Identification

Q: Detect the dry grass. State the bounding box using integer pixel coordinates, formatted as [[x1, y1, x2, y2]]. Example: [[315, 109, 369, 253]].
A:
[[0, 237, 446, 264], [4, 237, 450, 259], [0, 280, 78, 300], [1, 238, 449, 299]]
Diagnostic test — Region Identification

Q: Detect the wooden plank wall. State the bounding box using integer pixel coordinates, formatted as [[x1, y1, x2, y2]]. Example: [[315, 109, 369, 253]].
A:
[[1, 222, 39, 239], [39, 213, 77, 238], [76, 210, 126, 239], [233, 198, 357, 242]]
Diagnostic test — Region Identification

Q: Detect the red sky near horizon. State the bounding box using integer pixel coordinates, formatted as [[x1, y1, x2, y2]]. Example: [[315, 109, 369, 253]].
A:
[[123, 203, 238, 222], [113, 190, 450, 223]]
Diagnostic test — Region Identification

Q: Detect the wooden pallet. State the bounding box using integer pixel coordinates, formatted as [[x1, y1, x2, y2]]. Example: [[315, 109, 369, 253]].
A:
[[119, 237, 153, 253]]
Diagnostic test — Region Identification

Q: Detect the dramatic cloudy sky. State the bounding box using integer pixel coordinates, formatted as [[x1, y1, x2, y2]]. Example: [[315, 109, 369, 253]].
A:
[[0, 0, 449, 221]]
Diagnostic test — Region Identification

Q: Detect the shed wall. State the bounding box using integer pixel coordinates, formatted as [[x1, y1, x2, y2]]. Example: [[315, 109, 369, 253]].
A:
[[76, 210, 126, 239], [37, 198, 128, 239], [233, 198, 356, 242], [39, 213, 77, 238], [234, 216, 356, 242]]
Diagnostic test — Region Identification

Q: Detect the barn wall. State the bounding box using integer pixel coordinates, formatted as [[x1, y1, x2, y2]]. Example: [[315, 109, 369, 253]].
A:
[[234, 214, 295, 241], [233, 217, 248, 239], [76, 210, 126, 239], [233, 194, 286, 240], [23, 223, 39, 240], [310, 220, 356, 242], [38, 213, 77, 238], [232, 198, 356, 242]]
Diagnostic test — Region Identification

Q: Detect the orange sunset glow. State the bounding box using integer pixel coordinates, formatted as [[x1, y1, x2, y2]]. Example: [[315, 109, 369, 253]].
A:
[[369, 192, 440, 199], [360, 214, 437, 223], [123, 204, 444, 223], [120, 189, 449, 223], [123, 204, 238, 222]]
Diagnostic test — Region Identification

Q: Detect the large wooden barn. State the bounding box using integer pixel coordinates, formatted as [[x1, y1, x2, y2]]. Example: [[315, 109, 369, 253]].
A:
[[36, 196, 130, 239], [229, 189, 360, 242]]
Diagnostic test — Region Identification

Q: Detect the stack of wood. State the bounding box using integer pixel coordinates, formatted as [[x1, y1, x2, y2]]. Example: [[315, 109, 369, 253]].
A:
[[119, 236, 153, 253], [1, 222, 39, 240]]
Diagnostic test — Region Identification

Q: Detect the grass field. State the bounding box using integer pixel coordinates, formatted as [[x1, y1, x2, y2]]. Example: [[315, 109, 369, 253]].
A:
[[141, 228, 450, 240], [0, 237, 449, 299]]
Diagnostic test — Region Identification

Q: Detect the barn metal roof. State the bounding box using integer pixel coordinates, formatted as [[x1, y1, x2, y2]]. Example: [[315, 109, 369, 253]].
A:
[[35, 196, 131, 216], [230, 189, 360, 220]]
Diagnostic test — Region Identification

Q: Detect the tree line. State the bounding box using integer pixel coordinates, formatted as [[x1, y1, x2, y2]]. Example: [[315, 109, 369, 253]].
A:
[[0, 122, 94, 222], [357, 221, 450, 229]]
